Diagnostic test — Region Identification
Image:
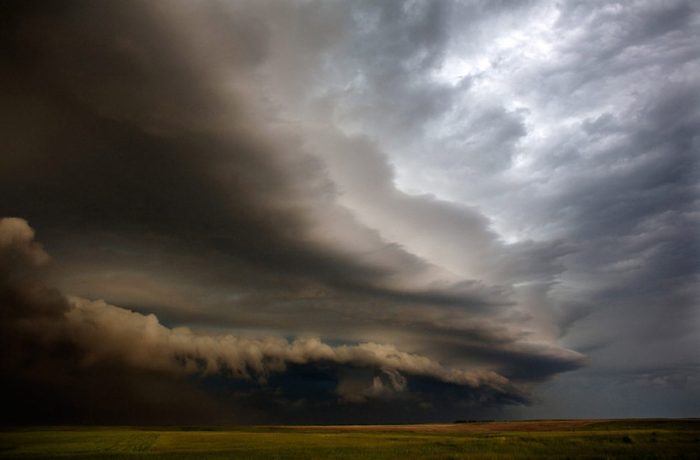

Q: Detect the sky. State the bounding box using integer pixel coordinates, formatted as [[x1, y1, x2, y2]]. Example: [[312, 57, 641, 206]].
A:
[[0, 0, 698, 424]]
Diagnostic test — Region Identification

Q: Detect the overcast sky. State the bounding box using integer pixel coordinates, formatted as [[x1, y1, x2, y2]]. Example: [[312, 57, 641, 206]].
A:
[[1, 0, 698, 424]]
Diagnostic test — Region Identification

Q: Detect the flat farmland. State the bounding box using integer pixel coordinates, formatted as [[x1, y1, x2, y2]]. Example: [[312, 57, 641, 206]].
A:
[[1, 419, 698, 459]]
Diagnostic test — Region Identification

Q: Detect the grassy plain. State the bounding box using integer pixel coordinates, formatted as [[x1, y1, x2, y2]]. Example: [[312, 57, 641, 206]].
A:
[[1, 419, 698, 459]]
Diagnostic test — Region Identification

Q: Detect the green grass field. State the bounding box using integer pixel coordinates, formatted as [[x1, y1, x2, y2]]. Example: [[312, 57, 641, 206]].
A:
[[1, 420, 698, 459]]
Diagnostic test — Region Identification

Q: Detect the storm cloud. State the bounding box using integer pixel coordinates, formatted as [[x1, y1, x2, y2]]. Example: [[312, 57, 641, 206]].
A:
[[0, 217, 531, 423], [0, 0, 697, 423]]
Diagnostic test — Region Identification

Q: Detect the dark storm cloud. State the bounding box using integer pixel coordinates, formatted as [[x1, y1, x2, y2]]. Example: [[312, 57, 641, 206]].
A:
[[3, 0, 694, 423], [0, 1, 589, 423], [260, 0, 699, 418], [0, 218, 531, 424], [0, 0, 505, 312]]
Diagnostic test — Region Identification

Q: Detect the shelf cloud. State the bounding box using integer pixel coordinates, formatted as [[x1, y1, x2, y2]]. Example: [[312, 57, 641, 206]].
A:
[[1, 0, 697, 422]]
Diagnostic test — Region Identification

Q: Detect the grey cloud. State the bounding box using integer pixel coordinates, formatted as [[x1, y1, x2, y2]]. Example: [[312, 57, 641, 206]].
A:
[[498, 4, 699, 407], [436, 104, 527, 174], [537, 1, 700, 107], [556, 0, 697, 57], [4, 0, 694, 423], [255, 0, 699, 418]]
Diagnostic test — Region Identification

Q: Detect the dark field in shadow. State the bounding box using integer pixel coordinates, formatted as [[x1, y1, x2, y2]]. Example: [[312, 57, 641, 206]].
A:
[[1, 419, 698, 459]]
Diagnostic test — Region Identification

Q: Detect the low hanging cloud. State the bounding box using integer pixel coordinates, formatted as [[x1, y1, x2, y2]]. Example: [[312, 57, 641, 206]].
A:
[[65, 298, 520, 393], [1, 217, 534, 423]]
